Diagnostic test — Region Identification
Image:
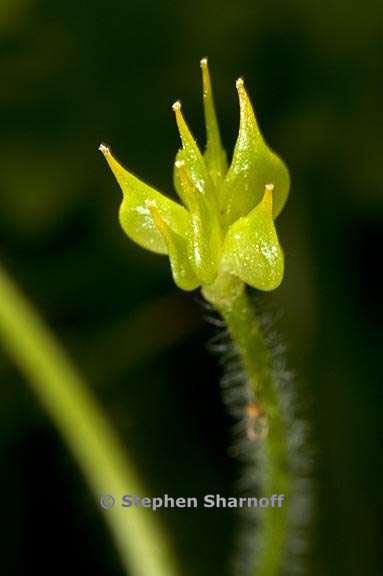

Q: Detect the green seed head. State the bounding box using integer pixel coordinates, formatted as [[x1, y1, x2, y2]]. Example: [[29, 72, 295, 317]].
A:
[[100, 59, 289, 292]]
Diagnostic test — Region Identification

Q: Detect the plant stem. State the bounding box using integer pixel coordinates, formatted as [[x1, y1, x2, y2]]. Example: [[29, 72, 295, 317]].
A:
[[203, 275, 291, 575], [0, 263, 179, 576]]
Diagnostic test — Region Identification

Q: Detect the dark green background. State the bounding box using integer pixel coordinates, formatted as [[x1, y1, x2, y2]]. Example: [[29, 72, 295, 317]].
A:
[[0, 1, 382, 574]]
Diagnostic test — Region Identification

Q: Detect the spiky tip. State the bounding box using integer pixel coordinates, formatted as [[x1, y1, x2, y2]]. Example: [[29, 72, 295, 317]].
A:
[[99, 143, 110, 155], [200, 57, 211, 98], [172, 101, 181, 112], [263, 184, 274, 210]]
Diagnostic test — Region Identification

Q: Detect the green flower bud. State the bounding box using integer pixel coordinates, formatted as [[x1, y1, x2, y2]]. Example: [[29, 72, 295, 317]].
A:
[[100, 59, 289, 293]]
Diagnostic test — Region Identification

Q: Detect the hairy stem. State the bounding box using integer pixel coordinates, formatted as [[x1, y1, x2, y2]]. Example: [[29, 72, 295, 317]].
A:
[[204, 275, 291, 575], [0, 263, 179, 576]]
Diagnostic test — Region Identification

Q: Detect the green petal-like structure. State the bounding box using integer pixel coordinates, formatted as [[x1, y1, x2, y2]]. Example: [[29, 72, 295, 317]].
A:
[[175, 159, 221, 284], [172, 102, 217, 207], [200, 58, 228, 188], [222, 79, 290, 227], [100, 145, 190, 254], [148, 202, 199, 290], [222, 185, 284, 290]]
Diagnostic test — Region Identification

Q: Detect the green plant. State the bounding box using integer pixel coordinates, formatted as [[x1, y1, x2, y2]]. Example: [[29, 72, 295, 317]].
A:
[[0, 59, 309, 576], [100, 59, 309, 575]]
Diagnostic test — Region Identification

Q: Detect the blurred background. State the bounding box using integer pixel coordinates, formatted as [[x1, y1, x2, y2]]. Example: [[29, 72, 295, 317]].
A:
[[0, 1, 382, 574]]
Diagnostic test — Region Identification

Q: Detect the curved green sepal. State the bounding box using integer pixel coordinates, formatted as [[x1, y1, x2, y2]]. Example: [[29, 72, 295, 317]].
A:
[[222, 185, 284, 291], [176, 160, 221, 285], [221, 79, 290, 226], [172, 102, 218, 208], [200, 58, 228, 188], [148, 203, 200, 291], [99, 145, 190, 254]]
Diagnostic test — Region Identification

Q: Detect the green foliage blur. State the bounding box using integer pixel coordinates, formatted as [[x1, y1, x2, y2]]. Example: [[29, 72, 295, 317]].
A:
[[0, 1, 382, 574]]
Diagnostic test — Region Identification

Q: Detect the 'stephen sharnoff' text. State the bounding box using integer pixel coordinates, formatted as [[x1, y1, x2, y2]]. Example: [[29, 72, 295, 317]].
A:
[[99, 494, 286, 511]]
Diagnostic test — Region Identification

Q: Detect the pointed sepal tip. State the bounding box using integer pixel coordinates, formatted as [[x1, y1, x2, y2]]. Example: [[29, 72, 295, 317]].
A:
[[99, 143, 110, 155]]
